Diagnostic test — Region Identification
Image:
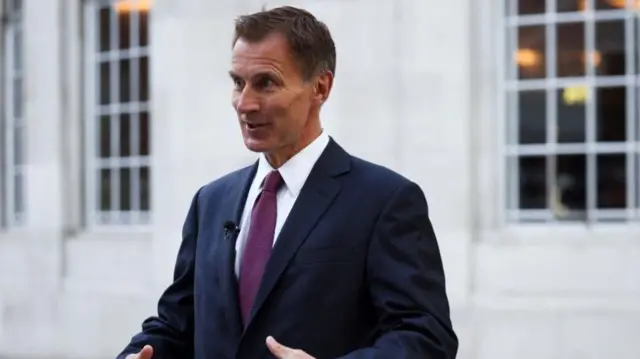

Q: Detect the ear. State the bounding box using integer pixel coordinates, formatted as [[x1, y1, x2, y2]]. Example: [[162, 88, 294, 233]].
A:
[[313, 71, 334, 105]]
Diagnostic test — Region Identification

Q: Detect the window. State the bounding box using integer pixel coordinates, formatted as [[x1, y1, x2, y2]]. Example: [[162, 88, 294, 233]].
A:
[[1, 0, 25, 227], [505, 0, 640, 222], [85, 0, 151, 225]]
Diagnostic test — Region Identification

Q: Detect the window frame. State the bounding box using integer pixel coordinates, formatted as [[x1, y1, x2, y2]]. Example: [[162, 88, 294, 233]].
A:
[[503, 0, 640, 224], [83, 0, 151, 227], [0, 1, 5, 228], [1, 0, 25, 228]]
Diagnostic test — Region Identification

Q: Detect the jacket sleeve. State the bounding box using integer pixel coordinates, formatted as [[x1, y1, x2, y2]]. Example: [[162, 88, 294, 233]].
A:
[[116, 188, 202, 359], [338, 181, 458, 359]]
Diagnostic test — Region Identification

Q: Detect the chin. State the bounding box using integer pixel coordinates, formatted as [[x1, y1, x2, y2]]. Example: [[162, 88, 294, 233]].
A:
[[243, 138, 272, 153]]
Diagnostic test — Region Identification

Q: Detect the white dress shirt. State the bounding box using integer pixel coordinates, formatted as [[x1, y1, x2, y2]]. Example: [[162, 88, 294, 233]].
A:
[[234, 131, 330, 275]]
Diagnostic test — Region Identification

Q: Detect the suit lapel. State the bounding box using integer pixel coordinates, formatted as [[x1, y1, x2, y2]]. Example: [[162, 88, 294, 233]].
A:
[[244, 139, 351, 328], [218, 162, 258, 340]]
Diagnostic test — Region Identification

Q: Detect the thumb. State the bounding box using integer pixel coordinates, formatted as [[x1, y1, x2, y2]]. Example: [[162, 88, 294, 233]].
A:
[[138, 345, 154, 359], [266, 336, 292, 358]]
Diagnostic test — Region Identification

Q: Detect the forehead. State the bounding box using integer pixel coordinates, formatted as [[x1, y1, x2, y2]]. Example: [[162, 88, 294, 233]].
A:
[[231, 33, 300, 77]]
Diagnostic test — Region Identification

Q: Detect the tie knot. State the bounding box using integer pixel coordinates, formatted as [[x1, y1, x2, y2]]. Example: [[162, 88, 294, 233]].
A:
[[262, 170, 283, 194]]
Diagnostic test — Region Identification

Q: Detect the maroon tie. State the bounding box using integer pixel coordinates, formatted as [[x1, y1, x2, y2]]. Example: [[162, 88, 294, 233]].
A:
[[239, 170, 283, 326]]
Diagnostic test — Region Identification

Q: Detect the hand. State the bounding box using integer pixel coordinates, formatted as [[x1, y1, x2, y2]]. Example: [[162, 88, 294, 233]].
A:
[[125, 345, 153, 359], [266, 336, 315, 359]]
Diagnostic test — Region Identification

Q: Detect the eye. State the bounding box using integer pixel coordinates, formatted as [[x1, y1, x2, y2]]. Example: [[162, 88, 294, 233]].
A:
[[255, 76, 275, 90], [232, 77, 245, 91]]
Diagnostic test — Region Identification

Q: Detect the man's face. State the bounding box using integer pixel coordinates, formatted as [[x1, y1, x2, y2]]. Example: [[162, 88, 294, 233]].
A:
[[230, 33, 317, 154]]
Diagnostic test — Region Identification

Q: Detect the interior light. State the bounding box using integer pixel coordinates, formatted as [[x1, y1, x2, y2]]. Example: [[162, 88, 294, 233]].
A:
[[563, 86, 589, 105], [114, 0, 152, 13], [605, 0, 640, 8], [516, 49, 541, 67]]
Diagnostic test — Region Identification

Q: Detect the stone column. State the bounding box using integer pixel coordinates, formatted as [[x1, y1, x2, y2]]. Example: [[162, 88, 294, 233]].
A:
[[3, 0, 67, 355], [151, 0, 253, 289], [24, 0, 65, 291]]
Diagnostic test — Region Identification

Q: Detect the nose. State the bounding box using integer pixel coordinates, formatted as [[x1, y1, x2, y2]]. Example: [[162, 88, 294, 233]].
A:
[[234, 87, 260, 115]]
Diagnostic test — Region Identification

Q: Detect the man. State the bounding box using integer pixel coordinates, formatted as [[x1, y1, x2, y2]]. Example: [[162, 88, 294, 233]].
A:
[[118, 6, 458, 359]]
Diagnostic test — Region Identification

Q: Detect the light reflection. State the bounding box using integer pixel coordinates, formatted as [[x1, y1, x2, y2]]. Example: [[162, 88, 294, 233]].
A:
[[517, 49, 602, 69], [114, 0, 152, 13], [578, 0, 587, 10], [590, 51, 602, 66], [562, 86, 589, 105], [606, 0, 640, 8], [516, 49, 542, 67]]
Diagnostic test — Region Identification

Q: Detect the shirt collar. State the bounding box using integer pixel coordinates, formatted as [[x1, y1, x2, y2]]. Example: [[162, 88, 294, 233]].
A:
[[254, 131, 330, 196]]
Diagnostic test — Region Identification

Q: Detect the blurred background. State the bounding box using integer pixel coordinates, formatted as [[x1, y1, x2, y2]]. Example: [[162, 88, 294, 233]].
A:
[[0, 0, 639, 358]]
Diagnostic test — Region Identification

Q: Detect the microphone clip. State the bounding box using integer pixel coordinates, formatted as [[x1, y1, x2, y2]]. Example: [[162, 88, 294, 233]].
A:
[[223, 220, 240, 240]]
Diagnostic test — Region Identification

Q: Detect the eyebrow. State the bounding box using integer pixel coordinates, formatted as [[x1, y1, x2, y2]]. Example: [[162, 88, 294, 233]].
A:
[[228, 70, 280, 80]]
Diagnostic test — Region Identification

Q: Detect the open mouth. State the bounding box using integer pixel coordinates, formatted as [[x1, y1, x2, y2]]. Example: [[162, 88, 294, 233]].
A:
[[246, 123, 268, 130]]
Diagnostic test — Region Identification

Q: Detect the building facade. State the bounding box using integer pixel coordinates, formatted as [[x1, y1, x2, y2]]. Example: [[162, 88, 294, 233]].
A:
[[0, 0, 639, 358]]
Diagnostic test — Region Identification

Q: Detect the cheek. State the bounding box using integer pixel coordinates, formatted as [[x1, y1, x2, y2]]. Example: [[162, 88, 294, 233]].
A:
[[289, 100, 312, 124], [231, 94, 240, 110], [263, 99, 289, 121], [263, 93, 306, 128]]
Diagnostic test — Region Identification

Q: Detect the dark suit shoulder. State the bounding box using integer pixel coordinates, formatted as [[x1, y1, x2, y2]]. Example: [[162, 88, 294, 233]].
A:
[[197, 164, 254, 200], [349, 155, 413, 191], [339, 155, 424, 215]]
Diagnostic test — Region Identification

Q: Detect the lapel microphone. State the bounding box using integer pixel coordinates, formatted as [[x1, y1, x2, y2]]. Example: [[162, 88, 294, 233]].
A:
[[223, 220, 240, 240]]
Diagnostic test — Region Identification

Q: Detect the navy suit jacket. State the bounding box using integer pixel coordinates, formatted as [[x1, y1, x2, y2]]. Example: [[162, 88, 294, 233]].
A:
[[118, 139, 458, 359]]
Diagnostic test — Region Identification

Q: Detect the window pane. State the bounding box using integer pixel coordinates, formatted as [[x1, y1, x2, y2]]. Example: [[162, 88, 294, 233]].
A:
[[11, 0, 21, 13], [100, 169, 112, 211], [13, 29, 22, 71], [118, 10, 131, 50], [119, 114, 131, 157], [517, 26, 546, 79], [596, 87, 626, 142], [99, 62, 110, 105], [636, 153, 640, 209], [120, 58, 131, 103], [140, 11, 149, 46], [519, 156, 547, 209], [595, 0, 625, 10], [518, 0, 545, 14], [595, 20, 626, 76], [637, 85, 640, 141], [140, 56, 149, 101], [140, 167, 150, 211], [558, 87, 587, 143], [557, 0, 587, 12], [555, 155, 586, 217], [14, 173, 23, 214], [519, 90, 546, 144], [13, 78, 22, 118], [557, 22, 585, 77], [120, 168, 131, 211], [597, 154, 626, 208], [635, 17, 639, 74], [99, 116, 111, 158], [140, 112, 150, 155], [99, 7, 111, 52], [13, 126, 24, 165]]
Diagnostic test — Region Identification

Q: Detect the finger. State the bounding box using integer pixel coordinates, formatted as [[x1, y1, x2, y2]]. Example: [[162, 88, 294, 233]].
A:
[[266, 336, 292, 357], [138, 345, 154, 359]]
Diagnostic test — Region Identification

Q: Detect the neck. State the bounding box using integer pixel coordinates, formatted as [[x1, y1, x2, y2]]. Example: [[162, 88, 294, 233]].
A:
[[266, 125, 322, 168]]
